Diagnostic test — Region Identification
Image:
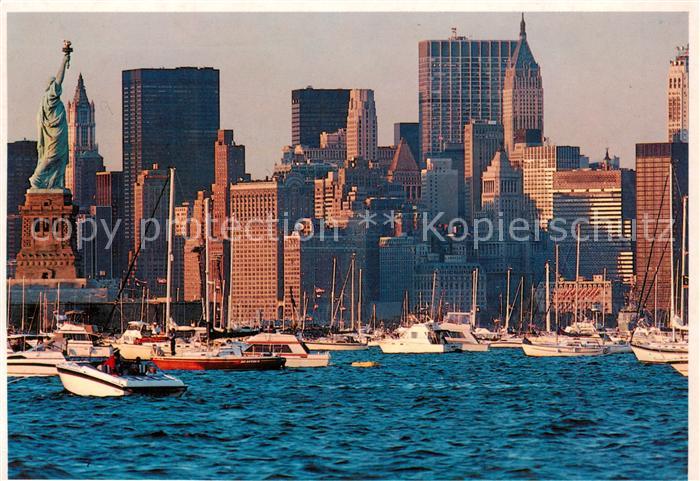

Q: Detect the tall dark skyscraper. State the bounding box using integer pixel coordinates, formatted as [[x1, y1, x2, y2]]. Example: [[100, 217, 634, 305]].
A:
[[635, 142, 688, 319], [7, 140, 36, 216], [291, 87, 350, 147], [122, 67, 220, 256], [418, 31, 518, 161]]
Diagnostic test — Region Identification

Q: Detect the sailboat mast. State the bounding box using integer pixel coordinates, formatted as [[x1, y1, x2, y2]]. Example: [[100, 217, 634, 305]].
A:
[[680, 195, 687, 324], [165, 167, 175, 331], [204, 197, 211, 329], [21, 277, 25, 333], [358, 268, 363, 335], [668, 163, 675, 339], [545, 261, 551, 332], [519, 277, 524, 334], [350, 254, 355, 331], [574, 223, 581, 324], [227, 209, 234, 330], [430, 270, 437, 321], [505, 268, 511, 330], [471, 268, 479, 328], [329, 257, 336, 328], [555, 244, 559, 331]]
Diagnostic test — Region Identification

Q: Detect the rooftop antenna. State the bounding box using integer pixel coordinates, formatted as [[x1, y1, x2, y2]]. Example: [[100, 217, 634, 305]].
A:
[[451, 27, 457, 38]]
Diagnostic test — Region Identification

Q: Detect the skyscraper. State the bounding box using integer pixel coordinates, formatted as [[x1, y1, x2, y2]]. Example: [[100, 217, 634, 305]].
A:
[[635, 142, 688, 318], [7, 140, 36, 216], [291, 87, 350, 147], [418, 29, 518, 161], [667, 46, 689, 142], [212, 129, 247, 235], [464, 121, 504, 222], [66, 74, 104, 211], [122, 67, 220, 257], [229, 180, 284, 323], [133, 164, 170, 296], [95, 171, 125, 279], [421, 158, 459, 222], [346, 89, 378, 162], [502, 15, 544, 155], [387, 138, 421, 204]]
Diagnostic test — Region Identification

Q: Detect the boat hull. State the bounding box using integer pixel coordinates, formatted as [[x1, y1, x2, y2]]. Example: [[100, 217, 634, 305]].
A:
[[671, 362, 688, 377], [631, 344, 688, 364], [489, 339, 523, 349], [304, 342, 368, 351], [56, 363, 187, 397], [111, 342, 165, 360], [445, 339, 489, 352], [7, 353, 65, 377], [152, 356, 285, 371], [522, 340, 607, 357], [379, 342, 460, 354], [282, 354, 330, 368]]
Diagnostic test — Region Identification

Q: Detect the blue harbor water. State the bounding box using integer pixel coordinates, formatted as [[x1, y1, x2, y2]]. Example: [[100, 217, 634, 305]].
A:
[[8, 349, 687, 480]]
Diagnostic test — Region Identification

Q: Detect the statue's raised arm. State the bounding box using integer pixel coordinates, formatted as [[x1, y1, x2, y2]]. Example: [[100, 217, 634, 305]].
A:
[[28, 41, 72, 190]]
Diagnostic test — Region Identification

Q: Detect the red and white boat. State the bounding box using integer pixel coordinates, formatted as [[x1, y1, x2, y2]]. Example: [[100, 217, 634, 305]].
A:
[[243, 332, 330, 367], [151, 342, 285, 371]]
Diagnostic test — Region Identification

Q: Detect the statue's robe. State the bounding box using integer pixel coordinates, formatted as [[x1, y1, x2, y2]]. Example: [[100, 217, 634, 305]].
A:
[[29, 79, 68, 190]]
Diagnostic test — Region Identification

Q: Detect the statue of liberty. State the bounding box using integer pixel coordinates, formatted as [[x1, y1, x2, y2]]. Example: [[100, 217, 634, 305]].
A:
[[29, 41, 72, 190]]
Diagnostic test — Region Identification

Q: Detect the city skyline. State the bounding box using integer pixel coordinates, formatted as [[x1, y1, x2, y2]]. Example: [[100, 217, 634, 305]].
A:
[[7, 11, 688, 178]]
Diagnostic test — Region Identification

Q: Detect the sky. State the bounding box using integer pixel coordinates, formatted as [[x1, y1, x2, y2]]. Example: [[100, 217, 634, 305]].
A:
[[7, 11, 689, 178]]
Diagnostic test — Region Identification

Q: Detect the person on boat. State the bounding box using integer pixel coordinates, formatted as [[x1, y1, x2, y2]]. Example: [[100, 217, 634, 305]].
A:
[[103, 353, 116, 374], [169, 329, 176, 355]]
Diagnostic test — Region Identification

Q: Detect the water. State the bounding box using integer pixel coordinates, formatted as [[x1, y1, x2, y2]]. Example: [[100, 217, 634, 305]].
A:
[[8, 349, 687, 480]]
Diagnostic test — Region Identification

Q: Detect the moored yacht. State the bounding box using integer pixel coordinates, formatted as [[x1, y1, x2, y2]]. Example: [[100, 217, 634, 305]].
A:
[[304, 333, 368, 351], [7, 343, 67, 377], [439, 312, 488, 352], [521, 336, 609, 357], [379, 322, 460, 354], [243, 332, 330, 367], [151, 342, 286, 371]]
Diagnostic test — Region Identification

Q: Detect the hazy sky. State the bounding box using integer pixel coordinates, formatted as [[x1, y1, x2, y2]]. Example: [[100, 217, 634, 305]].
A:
[[7, 11, 688, 178]]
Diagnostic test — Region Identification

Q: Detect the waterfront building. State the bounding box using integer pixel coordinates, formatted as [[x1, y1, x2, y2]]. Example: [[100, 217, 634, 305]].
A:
[[635, 142, 688, 319], [510, 143, 580, 228], [552, 168, 635, 284], [502, 15, 544, 155], [421, 158, 459, 223], [418, 28, 518, 161], [292, 87, 350, 148], [122, 67, 220, 258], [667, 46, 689, 142], [346, 89, 378, 163], [378, 235, 417, 315], [463, 121, 504, 222], [393, 122, 420, 167]]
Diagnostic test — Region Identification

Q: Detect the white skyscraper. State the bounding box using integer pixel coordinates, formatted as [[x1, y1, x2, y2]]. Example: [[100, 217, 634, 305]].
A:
[[667, 45, 689, 142], [346, 89, 378, 162]]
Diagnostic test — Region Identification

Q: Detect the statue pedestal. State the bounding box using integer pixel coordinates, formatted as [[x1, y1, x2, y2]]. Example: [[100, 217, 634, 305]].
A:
[[15, 190, 79, 280]]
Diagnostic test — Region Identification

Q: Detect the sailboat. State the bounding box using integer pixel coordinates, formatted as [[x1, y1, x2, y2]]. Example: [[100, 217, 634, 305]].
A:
[[440, 269, 489, 352], [522, 226, 609, 357], [303, 255, 368, 351], [631, 179, 689, 367]]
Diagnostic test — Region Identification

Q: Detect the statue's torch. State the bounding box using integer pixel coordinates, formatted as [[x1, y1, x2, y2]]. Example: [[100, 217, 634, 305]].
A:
[[63, 40, 73, 69]]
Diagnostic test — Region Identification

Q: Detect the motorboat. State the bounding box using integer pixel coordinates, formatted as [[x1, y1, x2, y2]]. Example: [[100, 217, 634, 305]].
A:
[[521, 336, 610, 357], [7, 343, 66, 377], [151, 342, 286, 371], [57, 361, 187, 397], [439, 313, 488, 352], [242, 332, 330, 368], [488, 333, 524, 349], [51, 322, 113, 361], [379, 323, 461, 354], [110, 321, 170, 360], [304, 333, 368, 351]]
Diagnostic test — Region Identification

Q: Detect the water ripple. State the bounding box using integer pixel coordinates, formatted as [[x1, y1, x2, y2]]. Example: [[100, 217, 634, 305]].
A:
[[8, 349, 687, 479]]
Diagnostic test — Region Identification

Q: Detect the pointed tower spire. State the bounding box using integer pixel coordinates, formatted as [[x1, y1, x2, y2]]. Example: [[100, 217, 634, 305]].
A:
[[520, 13, 526, 39]]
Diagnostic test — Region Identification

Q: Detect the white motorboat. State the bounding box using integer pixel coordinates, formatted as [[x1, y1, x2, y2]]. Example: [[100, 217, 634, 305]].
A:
[[7, 344, 66, 377], [51, 321, 113, 361], [488, 334, 524, 349], [379, 323, 461, 354], [56, 361, 187, 397], [110, 321, 170, 360], [304, 334, 368, 351], [521, 337, 609, 357], [439, 319, 488, 352], [242, 332, 330, 367]]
